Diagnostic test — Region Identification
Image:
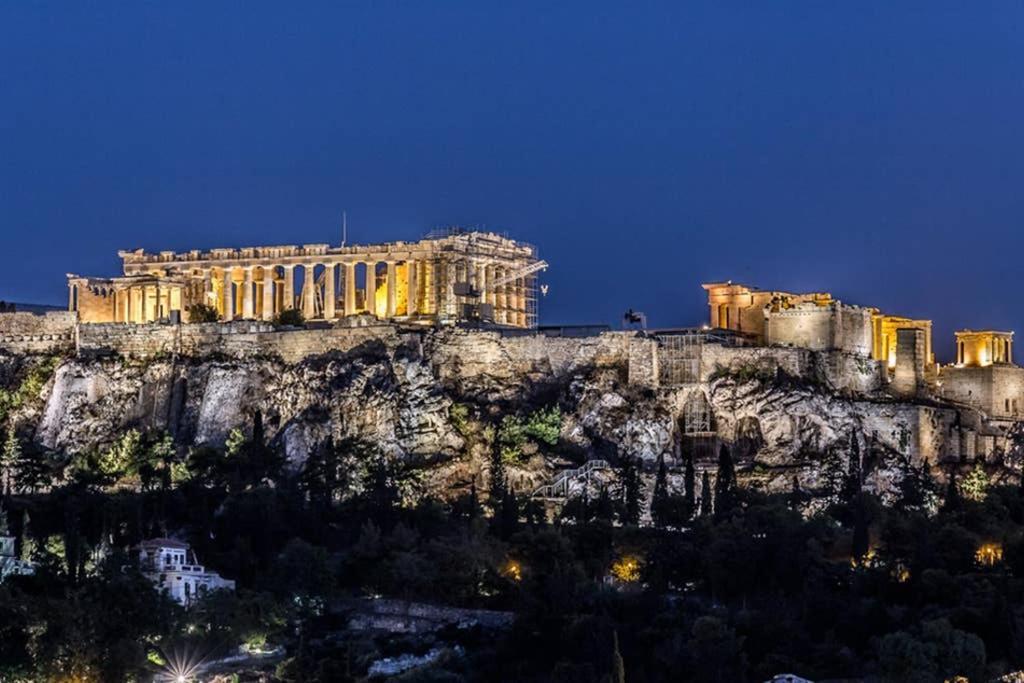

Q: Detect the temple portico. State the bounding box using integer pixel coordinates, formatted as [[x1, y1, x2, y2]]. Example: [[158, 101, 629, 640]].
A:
[[68, 229, 543, 328]]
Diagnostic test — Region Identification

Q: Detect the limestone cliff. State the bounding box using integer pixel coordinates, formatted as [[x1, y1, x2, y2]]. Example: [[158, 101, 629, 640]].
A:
[[1, 325, 1018, 503]]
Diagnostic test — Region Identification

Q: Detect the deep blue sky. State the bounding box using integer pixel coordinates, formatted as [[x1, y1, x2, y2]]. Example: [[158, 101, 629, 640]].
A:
[[2, 3, 1022, 361]]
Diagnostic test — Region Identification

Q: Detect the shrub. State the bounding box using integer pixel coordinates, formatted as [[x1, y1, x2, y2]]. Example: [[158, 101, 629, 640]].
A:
[[525, 406, 562, 446], [186, 303, 220, 323], [274, 308, 306, 327], [449, 403, 472, 437]]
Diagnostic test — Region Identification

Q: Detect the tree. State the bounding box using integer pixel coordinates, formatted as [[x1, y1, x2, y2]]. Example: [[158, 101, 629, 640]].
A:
[[619, 456, 643, 526], [610, 630, 625, 683], [488, 443, 507, 509], [942, 466, 962, 513], [185, 302, 219, 323], [852, 493, 870, 564], [0, 501, 8, 535], [897, 458, 937, 511], [683, 442, 696, 518], [699, 470, 713, 517], [713, 444, 736, 517], [1, 425, 19, 495], [960, 462, 989, 502], [19, 510, 35, 562], [497, 486, 519, 539], [840, 431, 862, 504], [274, 308, 306, 327], [650, 453, 670, 528]]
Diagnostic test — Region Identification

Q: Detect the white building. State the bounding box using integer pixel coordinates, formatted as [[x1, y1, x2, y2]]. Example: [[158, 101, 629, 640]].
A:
[[138, 538, 235, 606], [0, 535, 34, 582]]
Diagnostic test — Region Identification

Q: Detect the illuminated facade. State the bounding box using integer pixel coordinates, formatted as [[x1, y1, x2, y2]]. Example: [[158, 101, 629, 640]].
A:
[[138, 538, 234, 606], [955, 330, 1013, 367], [702, 281, 935, 382], [68, 230, 543, 328]]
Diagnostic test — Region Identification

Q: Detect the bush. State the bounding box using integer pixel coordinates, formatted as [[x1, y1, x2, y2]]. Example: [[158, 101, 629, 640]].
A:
[[274, 308, 306, 327], [186, 303, 220, 323], [525, 405, 561, 445], [449, 403, 472, 437]]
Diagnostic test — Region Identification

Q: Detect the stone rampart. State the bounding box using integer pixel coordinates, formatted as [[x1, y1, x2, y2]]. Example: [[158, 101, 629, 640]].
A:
[[764, 302, 873, 356], [77, 321, 403, 363], [0, 311, 76, 355]]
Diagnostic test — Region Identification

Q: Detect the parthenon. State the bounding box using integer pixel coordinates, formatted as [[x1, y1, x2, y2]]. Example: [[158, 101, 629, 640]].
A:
[[67, 229, 544, 328]]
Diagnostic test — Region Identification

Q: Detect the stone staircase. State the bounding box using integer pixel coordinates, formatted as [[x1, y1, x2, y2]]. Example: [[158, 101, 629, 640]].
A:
[[531, 459, 611, 499]]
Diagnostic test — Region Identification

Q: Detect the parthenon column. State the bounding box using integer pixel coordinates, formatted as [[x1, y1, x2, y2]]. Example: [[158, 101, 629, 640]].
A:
[[282, 265, 295, 310], [261, 267, 275, 321], [302, 265, 316, 319], [407, 260, 418, 316], [365, 262, 377, 316], [344, 263, 356, 316], [222, 269, 234, 321], [323, 264, 336, 319], [241, 268, 255, 319], [494, 266, 506, 324], [386, 261, 397, 318], [484, 264, 496, 309]]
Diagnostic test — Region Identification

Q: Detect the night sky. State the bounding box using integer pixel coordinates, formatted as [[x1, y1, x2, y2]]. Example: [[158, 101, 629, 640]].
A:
[[3, 3, 1023, 362]]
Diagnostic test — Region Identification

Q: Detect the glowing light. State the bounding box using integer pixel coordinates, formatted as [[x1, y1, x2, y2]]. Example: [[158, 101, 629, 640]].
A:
[[503, 560, 522, 582], [611, 554, 642, 583], [976, 542, 1003, 566]]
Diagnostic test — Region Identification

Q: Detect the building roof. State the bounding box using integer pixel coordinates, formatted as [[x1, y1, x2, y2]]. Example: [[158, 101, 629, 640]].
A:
[[139, 537, 188, 550]]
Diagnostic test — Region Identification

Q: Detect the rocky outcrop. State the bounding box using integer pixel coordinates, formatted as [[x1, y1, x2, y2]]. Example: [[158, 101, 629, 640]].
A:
[[4, 327, 1016, 502]]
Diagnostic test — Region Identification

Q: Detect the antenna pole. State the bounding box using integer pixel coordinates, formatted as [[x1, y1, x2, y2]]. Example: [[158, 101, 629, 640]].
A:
[[342, 211, 347, 247]]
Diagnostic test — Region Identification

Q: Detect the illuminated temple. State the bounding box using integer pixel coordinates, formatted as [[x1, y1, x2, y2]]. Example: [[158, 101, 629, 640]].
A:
[[702, 281, 1024, 421], [67, 229, 545, 328]]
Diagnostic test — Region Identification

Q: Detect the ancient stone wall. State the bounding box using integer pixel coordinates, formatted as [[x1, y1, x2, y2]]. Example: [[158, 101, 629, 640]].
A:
[[892, 328, 926, 397], [941, 364, 1024, 420], [764, 303, 873, 356], [77, 321, 404, 363], [0, 312, 76, 355]]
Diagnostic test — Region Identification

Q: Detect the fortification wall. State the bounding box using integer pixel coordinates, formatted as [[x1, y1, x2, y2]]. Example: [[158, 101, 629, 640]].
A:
[[77, 321, 403, 363], [942, 364, 1024, 420], [764, 303, 873, 356], [0, 311, 76, 355]]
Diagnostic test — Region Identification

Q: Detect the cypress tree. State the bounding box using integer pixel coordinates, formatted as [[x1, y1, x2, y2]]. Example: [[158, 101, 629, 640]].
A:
[[499, 486, 519, 539], [489, 445, 507, 509], [942, 466, 961, 513], [1, 425, 20, 496], [713, 444, 736, 517], [650, 453, 670, 528], [620, 457, 642, 526], [610, 630, 625, 683], [683, 443, 696, 518], [841, 431, 862, 504], [789, 475, 804, 510], [851, 494, 870, 564], [20, 510, 35, 563], [699, 470, 713, 517]]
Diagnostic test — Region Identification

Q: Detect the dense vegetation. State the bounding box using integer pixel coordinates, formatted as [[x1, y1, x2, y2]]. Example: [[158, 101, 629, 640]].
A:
[[2, 403, 1024, 680]]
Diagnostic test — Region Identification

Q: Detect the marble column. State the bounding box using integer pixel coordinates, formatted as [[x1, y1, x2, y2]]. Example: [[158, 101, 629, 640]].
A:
[[324, 264, 336, 319], [283, 265, 295, 310], [262, 267, 275, 321], [222, 269, 234, 321], [407, 260, 418, 316], [365, 262, 377, 316], [484, 264, 496, 308], [302, 265, 316, 319], [386, 261, 397, 318], [242, 268, 255, 319], [344, 263, 356, 316]]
